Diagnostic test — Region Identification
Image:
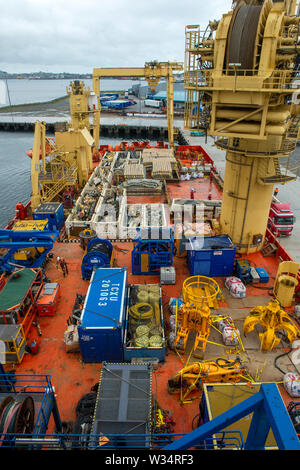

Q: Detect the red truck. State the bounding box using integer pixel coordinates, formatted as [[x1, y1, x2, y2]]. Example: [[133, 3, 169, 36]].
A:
[[268, 201, 295, 237]]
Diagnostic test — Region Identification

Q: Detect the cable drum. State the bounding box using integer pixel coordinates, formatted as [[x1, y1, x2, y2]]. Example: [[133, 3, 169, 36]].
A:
[[137, 290, 149, 303], [136, 325, 150, 337], [135, 335, 149, 348], [0, 396, 35, 445], [136, 286, 160, 305], [149, 335, 163, 348], [81, 238, 113, 279], [149, 325, 161, 336], [87, 241, 111, 258], [149, 291, 160, 305], [226, 2, 263, 70]]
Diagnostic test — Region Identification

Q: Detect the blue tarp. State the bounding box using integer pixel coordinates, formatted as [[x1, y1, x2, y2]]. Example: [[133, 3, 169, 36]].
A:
[[102, 100, 134, 109], [80, 268, 127, 329]]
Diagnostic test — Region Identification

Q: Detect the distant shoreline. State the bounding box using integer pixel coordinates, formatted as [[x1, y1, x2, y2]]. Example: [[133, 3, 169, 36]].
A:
[[0, 95, 69, 113], [1, 77, 136, 80]]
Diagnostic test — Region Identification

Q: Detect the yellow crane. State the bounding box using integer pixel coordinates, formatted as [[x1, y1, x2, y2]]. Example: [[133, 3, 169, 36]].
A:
[[30, 121, 78, 210], [67, 79, 98, 131], [30, 81, 96, 210], [184, 0, 300, 253], [92, 61, 183, 150]]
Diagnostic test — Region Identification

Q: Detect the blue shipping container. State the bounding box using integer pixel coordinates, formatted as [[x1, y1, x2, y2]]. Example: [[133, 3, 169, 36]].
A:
[[33, 202, 64, 231], [78, 267, 127, 363], [187, 235, 236, 277]]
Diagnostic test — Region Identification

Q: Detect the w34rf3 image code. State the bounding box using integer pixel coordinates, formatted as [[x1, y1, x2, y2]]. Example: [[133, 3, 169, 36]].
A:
[[104, 454, 194, 466]]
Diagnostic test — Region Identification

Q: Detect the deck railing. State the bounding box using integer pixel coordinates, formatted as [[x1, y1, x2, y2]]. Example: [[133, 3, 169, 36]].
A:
[[185, 69, 299, 92], [0, 430, 244, 450]]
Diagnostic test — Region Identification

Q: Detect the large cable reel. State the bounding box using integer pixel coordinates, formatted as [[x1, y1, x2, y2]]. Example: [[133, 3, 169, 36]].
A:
[[0, 396, 35, 445], [225, 0, 297, 73], [81, 238, 113, 280], [225, 0, 273, 71]]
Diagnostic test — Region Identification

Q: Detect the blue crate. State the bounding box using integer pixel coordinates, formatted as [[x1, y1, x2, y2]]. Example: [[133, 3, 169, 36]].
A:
[[255, 268, 269, 283], [33, 202, 64, 231], [187, 235, 236, 277]]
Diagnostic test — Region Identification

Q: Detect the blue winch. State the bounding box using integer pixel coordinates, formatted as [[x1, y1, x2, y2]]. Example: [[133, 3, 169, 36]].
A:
[[81, 238, 114, 280], [131, 228, 173, 275], [0, 228, 58, 273]]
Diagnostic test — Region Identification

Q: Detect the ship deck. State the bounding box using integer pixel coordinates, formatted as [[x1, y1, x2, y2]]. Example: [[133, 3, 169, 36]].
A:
[[5, 168, 300, 439]]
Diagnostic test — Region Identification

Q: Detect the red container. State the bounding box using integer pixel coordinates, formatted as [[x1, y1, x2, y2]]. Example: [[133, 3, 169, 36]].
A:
[[36, 283, 60, 316]]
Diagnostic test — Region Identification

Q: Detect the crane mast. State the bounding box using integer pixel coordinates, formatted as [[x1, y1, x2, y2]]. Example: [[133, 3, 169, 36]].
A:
[[185, 0, 300, 253]]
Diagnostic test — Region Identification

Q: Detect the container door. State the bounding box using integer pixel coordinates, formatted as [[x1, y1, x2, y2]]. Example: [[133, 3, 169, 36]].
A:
[[103, 331, 123, 362], [189, 251, 211, 275], [211, 251, 225, 276]]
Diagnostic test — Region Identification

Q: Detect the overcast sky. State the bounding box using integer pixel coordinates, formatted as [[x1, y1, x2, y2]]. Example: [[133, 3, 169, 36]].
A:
[[1, 0, 233, 73]]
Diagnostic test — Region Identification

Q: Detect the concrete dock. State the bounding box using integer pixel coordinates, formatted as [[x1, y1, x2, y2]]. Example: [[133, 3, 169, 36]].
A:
[[0, 113, 184, 141]]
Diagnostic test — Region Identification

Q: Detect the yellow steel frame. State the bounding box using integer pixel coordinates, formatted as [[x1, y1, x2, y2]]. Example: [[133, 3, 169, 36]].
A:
[[31, 121, 46, 209], [92, 61, 183, 150], [2, 325, 26, 364]]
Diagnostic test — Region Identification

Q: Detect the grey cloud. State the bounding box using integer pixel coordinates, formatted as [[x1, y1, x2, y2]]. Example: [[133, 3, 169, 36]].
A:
[[0, 0, 233, 73]]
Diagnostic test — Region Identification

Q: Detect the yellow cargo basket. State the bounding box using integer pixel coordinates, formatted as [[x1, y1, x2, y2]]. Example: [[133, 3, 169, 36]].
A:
[[182, 275, 220, 309]]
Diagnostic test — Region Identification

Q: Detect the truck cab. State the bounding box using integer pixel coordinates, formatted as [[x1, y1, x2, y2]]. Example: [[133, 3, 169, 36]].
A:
[[268, 202, 295, 237]]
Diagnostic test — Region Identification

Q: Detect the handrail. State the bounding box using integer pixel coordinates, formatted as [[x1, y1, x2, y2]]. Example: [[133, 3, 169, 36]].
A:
[[163, 383, 300, 451], [185, 69, 299, 91]]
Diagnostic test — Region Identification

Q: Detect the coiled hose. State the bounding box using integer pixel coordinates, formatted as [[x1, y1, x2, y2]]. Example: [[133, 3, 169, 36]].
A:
[[87, 241, 111, 258], [129, 302, 154, 325]]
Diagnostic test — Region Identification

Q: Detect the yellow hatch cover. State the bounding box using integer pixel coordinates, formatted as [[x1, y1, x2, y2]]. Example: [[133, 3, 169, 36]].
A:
[[12, 219, 49, 231]]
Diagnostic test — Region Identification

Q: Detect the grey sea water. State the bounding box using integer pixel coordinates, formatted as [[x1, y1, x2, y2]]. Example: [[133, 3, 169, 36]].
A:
[[0, 133, 129, 228], [0, 78, 135, 107], [0, 78, 138, 227]]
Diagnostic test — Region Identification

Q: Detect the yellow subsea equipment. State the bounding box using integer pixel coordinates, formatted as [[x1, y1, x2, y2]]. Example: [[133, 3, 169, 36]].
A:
[[184, 0, 300, 253], [243, 299, 298, 350], [182, 275, 221, 309], [175, 303, 211, 355], [273, 260, 299, 307], [168, 357, 246, 400]]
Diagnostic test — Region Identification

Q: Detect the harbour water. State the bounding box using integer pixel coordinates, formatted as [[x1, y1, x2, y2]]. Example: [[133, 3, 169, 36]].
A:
[[0, 131, 32, 227], [0, 78, 136, 107], [0, 133, 132, 228], [0, 78, 137, 227]]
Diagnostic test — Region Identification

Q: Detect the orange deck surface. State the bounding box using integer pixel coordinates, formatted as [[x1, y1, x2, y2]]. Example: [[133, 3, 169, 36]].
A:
[[7, 174, 298, 436]]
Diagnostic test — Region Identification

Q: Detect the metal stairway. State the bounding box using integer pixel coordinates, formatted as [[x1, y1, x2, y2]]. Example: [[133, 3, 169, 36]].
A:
[[259, 116, 300, 184], [39, 166, 77, 203]]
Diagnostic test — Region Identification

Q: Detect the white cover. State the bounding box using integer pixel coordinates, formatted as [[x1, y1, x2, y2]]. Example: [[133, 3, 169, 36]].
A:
[[283, 372, 300, 398], [225, 276, 246, 298]]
